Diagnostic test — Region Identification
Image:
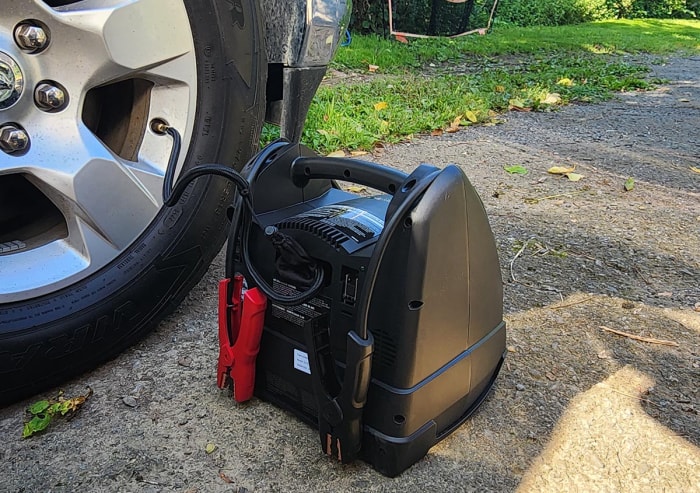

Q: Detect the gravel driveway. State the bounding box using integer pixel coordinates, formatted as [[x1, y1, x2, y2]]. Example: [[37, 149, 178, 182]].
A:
[[0, 55, 698, 493]]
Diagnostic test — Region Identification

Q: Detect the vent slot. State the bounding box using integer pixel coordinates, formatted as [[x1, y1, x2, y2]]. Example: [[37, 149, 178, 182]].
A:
[[276, 217, 349, 249]]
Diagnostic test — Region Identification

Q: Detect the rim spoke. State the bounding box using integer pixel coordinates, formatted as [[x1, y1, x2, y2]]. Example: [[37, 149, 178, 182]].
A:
[[39, 0, 193, 89], [25, 119, 160, 252]]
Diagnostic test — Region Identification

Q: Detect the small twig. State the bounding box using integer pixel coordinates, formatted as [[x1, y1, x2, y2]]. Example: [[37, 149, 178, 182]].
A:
[[509, 237, 535, 283], [549, 296, 595, 310], [599, 326, 679, 347], [524, 190, 589, 204], [599, 385, 659, 407]]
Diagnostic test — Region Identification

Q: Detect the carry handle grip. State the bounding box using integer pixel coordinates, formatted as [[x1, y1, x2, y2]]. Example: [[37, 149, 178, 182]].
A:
[[291, 156, 408, 196]]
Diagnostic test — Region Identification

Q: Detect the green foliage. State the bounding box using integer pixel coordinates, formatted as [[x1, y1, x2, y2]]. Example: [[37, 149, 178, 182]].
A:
[[22, 389, 92, 438], [260, 20, 700, 154], [349, 0, 699, 34]]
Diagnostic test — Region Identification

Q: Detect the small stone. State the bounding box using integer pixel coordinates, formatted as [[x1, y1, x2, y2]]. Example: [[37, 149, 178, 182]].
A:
[[621, 301, 635, 309], [516, 384, 526, 391], [178, 357, 192, 367], [122, 396, 138, 408]]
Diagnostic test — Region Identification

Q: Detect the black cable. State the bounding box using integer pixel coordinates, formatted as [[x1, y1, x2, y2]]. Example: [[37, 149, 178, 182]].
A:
[[160, 126, 324, 306]]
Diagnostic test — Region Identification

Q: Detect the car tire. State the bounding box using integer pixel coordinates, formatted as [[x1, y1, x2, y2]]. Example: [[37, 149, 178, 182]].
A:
[[0, 0, 266, 404]]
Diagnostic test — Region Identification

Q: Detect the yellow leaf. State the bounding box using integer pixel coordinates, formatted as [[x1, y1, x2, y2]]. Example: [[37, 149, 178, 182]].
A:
[[373, 101, 388, 111], [327, 150, 345, 158], [542, 93, 561, 105], [495, 85, 505, 93], [350, 151, 368, 157], [557, 78, 574, 87], [346, 185, 366, 193], [205, 443, 217, 454], [565, 172, 584, 182], [368, 64, 379, 73], [548, 165, 576, 175], [691, 166, 700, 174], [465, 110, 478, 123]]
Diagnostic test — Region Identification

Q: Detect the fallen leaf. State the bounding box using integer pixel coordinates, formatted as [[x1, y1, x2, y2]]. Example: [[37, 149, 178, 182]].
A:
[[548, 165, 576, 175], [23, 414, 52, 438], [624, 177, 635, 191], [350, 150, 368, 157], [373, 101, 387, 111], [205, 443, 217, 454], [327, 150, 345, 158], [495, 85, 505, 93], [346, 185, 366, 193], [679, 98, 690, 102], [430, 128, 443, 137], [565, 172, 584, 182], [368, 64, 379, 73], [465, 110, 478, 123], [446, 115, 462, 133], [28, 400, 50, 415], [316, 129, 329, 136], [394, 35, 408, 44], [690, 166, 700, 174], [542, 93, 562, 105], [557, 78, 574, 87], [504, 165, 528, 175], [657, 291, 673, 297], [219, 472, 234, 484]]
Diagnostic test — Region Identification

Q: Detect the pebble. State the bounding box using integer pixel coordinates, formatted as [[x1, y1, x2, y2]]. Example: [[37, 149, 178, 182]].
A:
[[516, 384, 526, 391], [122, 396, 138, 408]]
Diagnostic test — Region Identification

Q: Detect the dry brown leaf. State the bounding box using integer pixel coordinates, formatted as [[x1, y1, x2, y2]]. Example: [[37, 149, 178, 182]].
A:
[[446, 115, 462, 133], [327, 150, 345, 158], [690, 166, 700, 174], [350, 151, 368, 157], [368, 64, 379, 73], [431, 129, 444, 137]]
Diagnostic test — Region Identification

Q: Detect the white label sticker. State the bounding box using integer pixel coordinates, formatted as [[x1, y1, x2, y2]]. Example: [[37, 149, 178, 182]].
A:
[[293, 349, 311, 374]]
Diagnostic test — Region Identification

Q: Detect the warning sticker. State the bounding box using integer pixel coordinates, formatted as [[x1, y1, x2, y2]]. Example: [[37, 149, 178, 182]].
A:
[[270, 279, 330, 328]]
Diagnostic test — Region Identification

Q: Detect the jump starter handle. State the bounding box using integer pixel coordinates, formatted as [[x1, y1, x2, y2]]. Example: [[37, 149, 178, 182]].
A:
[[291, 156, 408, 196]]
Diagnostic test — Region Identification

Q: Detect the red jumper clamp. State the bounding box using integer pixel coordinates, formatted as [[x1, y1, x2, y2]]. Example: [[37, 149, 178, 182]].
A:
[[217, 274, 267, 402]]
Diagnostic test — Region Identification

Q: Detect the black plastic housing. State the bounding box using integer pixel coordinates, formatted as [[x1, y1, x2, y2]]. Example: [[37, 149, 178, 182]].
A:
[[239, 147, 505, 477]]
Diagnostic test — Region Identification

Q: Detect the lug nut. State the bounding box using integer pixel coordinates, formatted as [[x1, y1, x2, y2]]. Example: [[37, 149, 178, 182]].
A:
[[0, 125, 29, 153], [35, 83, 66, 110], [15, 24, 49, 52]]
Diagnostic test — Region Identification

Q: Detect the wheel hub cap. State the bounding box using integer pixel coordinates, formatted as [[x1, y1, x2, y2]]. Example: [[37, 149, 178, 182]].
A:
[[0, 52, 24, 110]]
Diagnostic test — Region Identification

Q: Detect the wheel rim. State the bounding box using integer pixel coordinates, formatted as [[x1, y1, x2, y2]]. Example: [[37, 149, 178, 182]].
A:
[[0, 0, 197, 302]]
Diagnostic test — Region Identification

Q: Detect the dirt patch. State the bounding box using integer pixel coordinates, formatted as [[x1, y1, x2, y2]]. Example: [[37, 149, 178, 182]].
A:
[[1, 56, 698, 492]]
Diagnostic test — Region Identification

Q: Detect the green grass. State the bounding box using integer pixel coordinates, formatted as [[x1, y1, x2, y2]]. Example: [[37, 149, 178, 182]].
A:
[[332, 19, 700, 73], [265, 19, 700, 153]]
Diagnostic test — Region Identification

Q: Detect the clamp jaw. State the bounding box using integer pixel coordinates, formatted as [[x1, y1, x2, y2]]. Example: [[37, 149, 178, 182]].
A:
[[217, 275, 267, 402], [304, 319, 374, 463]]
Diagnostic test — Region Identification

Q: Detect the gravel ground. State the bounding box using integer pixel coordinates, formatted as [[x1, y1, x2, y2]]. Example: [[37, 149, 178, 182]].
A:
[[0, 55, 698, 492]]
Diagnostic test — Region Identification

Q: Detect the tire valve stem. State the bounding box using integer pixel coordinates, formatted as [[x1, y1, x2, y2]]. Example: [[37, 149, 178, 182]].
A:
[[150, 118, 170, 135]]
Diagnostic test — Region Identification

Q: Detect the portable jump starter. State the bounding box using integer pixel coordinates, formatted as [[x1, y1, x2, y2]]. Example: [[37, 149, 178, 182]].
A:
[[161, 134, 505, 477]]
